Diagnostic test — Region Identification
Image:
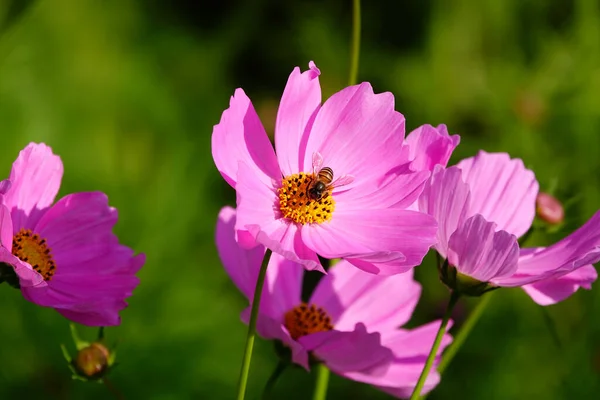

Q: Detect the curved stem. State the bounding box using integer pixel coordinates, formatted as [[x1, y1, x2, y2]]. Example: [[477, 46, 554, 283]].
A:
[[236, 250, 272, 400], [312, 363, 331, 400], [261, 360, 288, 399], [103, 377, 126, 400], [437, 292, 493, 374], [348, 0, 361, 86], [409, 291, 460, 400]]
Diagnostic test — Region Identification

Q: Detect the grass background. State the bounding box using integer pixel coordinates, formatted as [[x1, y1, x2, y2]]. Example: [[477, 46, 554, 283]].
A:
[[0, 0, 599, 398]]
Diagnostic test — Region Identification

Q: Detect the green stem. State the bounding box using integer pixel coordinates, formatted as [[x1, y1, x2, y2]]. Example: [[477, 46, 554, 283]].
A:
[[261, 360, 288, 399], [409, 291, 460, 400], [312, 363, 331, 400], [348, 0, 361, 86], [539, 307, 562, 350], [437, 292, 493, 374], [236, 250, 272, 400]]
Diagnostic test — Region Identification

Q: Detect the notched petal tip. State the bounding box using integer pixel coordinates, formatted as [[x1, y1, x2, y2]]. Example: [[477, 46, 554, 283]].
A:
[[307, 61, 321, 77]]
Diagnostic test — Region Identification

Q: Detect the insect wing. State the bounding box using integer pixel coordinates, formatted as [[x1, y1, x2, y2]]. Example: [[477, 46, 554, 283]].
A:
[[330, 174, 355, 189], [312, 151, 324, 175]]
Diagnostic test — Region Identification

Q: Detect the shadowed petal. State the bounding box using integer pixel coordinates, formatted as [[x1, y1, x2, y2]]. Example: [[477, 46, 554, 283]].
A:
[[34, 193, 118, 266], [342, 321, 452, 398], [457, 151, 538, 238], [300, 323, 393, 373], [448, 214, 519, 282], [310, 261, 421, 331], [241, 307, 310, 369], [216, 206, 266, 300], [0, 204, 46, 287], [264, 252, 304, 319], [419, 165, 471, 258], [212, 89, 280, 188], [3, 143, 63, 230], [57, 300, 128, 326], [275, 62, 322, 175]]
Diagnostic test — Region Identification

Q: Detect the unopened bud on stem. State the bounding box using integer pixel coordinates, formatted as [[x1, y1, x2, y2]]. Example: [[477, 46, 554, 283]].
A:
[[536, 192, 564, 225]]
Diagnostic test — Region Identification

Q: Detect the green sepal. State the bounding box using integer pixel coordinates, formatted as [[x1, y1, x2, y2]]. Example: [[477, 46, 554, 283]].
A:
[[439, 260, 499, 297], [70, 323, 90, 351]]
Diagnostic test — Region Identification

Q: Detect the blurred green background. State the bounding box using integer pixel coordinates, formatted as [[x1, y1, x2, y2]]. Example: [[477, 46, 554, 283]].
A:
[[0, 0, 599, 398]]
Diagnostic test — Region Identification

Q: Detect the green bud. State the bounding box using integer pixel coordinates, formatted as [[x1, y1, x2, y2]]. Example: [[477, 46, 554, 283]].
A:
[[61, 324, 117, 382], [74, 342, 110, 379]]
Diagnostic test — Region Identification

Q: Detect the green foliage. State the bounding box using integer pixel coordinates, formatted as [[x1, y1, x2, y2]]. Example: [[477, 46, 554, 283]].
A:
[[0, 0, 598, 398]]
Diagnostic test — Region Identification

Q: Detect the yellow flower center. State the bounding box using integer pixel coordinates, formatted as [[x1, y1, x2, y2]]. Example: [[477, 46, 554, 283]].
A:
[[283, 303, 334, 340], [12, 229, 56, 281], [278, 173, 335, 224]]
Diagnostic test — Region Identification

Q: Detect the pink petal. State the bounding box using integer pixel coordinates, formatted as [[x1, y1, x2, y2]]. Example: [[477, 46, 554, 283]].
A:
[[418, 165, 471, 258], [241, 307, 310, 369], [34, 192, 118, 268], [336, 166, 430, 210], [302, 208, 437, 275], [4, 143, 63, 230], [302, 83, 406, 186], [215, 206, 266, 299], [310, 261, 421, 331], [343, 321, 452, 397], [0, 246, 46, 288], [496, 211, 600, 286], [375, 366, 440, 399], [0, 204, 13, 249], [211, 88, 280, 188], [218, 207, 302, 325], [264, 252, 304, 319], [57, 301, 126, 326], [457, 151, 538, 238], [381, 320, 453, 359], [275, 62, 322, 176], [0, 204, 46, 287], [235, 162, 323, 271], [448, 214, 519, 282], [404, 124, 460, 171], [300, 323, 393, 373], [0, 179, 11, 195], [521, 265, 598, 305]]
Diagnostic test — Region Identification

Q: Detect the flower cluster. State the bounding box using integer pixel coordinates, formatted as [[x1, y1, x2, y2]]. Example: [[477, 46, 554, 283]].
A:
[[212, 62, 600, 397], [0, 143, 145, 326]]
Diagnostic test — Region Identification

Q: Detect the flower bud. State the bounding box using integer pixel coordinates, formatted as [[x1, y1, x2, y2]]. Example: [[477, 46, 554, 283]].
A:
[[61, 324, 116, 382], [74, 342, 110, 379], [536, 192, 564, 225]]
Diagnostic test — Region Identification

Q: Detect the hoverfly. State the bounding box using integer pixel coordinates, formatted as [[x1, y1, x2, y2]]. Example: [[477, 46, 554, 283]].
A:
[[306, 152, 354, 201]]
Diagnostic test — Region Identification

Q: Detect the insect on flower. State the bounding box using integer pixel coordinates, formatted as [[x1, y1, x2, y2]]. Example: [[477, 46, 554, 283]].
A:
[[306, 152, 354, 201]]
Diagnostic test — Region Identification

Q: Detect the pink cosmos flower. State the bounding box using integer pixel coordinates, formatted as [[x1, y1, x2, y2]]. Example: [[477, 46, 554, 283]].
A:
[[212, 61, 459, 275], [0, 143, 145, 326], [216, 206, 452, 397], [419, 151, 599, 304]]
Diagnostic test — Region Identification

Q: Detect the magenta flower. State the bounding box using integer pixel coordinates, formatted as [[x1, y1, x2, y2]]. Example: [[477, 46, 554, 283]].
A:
[[216, 206, 451, 396], [212, 62, 459, 275], [419, 151, 599, 303], [0, 143, 145, 326]]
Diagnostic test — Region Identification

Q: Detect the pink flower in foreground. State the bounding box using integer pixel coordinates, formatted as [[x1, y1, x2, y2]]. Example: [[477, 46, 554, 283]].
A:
[[419, 151, 599, 303], [217, 206, 451, 397], [0, 143, 145, 326], [212, 61, 459, 275]]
